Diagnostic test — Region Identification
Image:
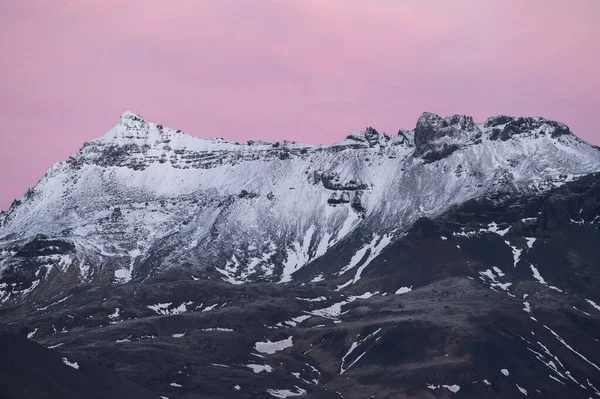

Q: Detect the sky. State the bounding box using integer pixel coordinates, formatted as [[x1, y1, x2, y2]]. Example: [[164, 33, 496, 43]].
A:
[[1, 0, 599, 210]]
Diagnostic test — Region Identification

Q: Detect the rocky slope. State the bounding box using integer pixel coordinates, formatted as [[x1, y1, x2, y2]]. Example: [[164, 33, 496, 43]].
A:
[[1, 112, 600, 398]]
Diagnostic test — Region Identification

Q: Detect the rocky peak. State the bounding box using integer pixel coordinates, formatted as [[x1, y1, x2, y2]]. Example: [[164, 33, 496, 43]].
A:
[[344, 127, 387, 147], [485, 115, 572, 141], [114, 111, 149, 132], [445, 114, 475, 131], [413, 112, 480, 162], [92, 111, 158, 145]]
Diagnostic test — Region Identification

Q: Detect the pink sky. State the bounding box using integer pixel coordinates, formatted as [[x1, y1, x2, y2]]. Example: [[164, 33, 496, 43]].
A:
[[1, 0, 599, 210]]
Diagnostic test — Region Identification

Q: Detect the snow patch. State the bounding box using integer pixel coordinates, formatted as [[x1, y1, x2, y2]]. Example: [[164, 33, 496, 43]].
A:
[[585, 299, 600, 312], [266, 386, 307, 398], [246, 364, 273, 373], [340, 328, 382, 374], [62, 357, 79, 370], [255, 336, 293, 354], [529, 264, 563, 292], [505, 241, 522, 267], [395, 286, 412, 295], [516, 385, 527, 396]]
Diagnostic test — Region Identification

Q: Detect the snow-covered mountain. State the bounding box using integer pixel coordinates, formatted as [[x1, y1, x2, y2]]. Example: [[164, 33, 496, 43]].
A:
[[2, 111, 600, 399], [1, 111, 599, 299]]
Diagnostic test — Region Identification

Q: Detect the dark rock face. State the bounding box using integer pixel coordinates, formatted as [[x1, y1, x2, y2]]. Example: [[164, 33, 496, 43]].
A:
[[319, 172, 369, 191], [413, 112, 479, 161], [486, 115, 572, 141], [0, 333, 157, 399]]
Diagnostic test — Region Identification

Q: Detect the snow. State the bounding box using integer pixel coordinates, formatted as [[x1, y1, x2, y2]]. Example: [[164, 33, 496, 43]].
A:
[[266, 386, 307, 398], [479, 268, 512, 291], [246, 364, 273, 373], [296, 296, 326, 302], [202, 327, 233, 332], [426, 384, 461, 393], [108, 307, 121, 323], [202, 303, 219, 312], [172, 333, 186, 338], [395, 286, 412, 295], [340, 328, 382, 374], [36, 295, 72, 311], [529, 264, 563, 292], [505, 241, 522, 267], [336, 234, 392, 285], [523, 302, 531, 313], [170, 383, 182, 388], [585, 299, 600, 312], [501, 369, 509, 376], [62, 357, 79, 370], [483, 379, 491, 385], [306, 291, 377, 321], [307, 301, 347, 320], [487, 222, 510, 236], [525, 237, 536, 248], [114, 267, 133, 284], [543, 325, 600, 372], [255, 336, 293, 354], [516, 385, 528, 395], [573, 306, 591, 316], [334, 280, 353, 291], [444, 385, 461, 393], [280, 226, 317, 283], [530, 264, 546, 284], [27, 328, 38, 339], [350, 236, 392, 284], [284, 315, 312, 327], [234, 385, 241, 390]]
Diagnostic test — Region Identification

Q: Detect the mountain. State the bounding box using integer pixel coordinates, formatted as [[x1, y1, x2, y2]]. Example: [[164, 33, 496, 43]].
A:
[[1, 111, 600, 398]]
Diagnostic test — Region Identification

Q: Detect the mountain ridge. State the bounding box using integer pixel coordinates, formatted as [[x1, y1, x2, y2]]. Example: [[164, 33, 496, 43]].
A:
[[1, 111, 599, 300], [1, 111, 600, 398]]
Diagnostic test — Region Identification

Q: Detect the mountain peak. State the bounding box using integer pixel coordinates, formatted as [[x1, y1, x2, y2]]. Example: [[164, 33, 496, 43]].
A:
[[413, 112, 478, 161], [92, 111, 156, 144], [119, 110, 144, 120], [484, 115, 572, 141], [113, 110, 149, 131]]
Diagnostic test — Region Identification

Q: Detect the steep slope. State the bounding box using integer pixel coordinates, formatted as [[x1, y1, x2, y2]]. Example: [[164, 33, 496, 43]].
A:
[[1, 111, 599, 304]]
